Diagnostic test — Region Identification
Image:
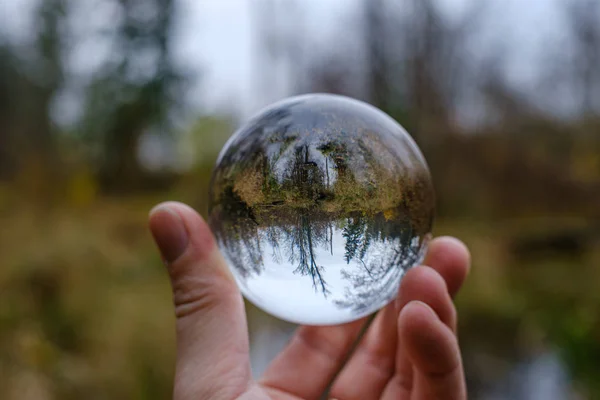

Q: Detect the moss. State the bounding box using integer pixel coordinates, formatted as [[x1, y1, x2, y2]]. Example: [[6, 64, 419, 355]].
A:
[[233, 164, 265, 207]]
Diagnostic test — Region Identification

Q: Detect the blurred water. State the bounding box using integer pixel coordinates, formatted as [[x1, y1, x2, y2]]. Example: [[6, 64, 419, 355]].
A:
[[248, 311, 296, 377], [485, 352, 575, 400]]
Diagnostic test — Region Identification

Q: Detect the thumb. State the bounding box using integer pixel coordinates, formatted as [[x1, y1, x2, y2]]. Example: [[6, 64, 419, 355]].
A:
[[149, 201, 251, 400]]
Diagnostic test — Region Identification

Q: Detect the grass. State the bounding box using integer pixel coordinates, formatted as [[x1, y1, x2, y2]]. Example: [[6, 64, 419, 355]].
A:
[[0, 199, 176, 400], [0, 196, 598, 398], [435, 218, 600, 397]]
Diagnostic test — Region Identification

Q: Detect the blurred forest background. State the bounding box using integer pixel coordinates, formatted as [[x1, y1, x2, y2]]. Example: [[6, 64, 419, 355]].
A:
[[0, 0, 599, 399]]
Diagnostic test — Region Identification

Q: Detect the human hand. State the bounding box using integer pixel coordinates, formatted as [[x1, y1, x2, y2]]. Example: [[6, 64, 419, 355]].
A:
[[149, 201, 470, 400]]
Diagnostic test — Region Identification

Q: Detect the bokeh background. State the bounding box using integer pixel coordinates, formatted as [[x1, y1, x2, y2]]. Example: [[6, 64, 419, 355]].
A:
[[1, 0, 599, 398]]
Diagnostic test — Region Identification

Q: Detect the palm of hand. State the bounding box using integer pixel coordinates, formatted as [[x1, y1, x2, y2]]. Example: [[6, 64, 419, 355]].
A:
[[149, 202, 469, 400]]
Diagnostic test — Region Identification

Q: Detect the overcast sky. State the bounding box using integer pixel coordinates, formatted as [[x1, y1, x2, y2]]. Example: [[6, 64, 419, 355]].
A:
[[0, 0, 569, 121], [171, 0, 566, 119]]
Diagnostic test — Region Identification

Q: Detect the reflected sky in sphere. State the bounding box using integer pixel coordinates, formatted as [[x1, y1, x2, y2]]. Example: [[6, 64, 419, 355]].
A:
[[208, 94, 435, 325]]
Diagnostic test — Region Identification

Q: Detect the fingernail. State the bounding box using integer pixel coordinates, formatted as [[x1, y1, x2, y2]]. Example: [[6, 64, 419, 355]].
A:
[[405, 301, 439, 320], [149, 205, 189, 263]]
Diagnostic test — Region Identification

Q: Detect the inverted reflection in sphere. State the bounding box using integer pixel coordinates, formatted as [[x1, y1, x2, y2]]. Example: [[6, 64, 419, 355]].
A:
[[208, 94, 435, 325]]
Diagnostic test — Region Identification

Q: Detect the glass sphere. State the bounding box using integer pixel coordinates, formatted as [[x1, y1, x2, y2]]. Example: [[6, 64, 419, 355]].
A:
[[208, 94, 434, 325]]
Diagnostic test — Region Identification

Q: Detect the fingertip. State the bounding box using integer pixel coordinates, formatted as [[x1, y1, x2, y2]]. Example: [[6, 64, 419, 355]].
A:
[[398, 301, 460, 377], [427, 236, 471, 273], [424, 236, 471, 297], [149, 203, 189, 263], [398, 301, 445, 365], [401, 266, 448, 295], [398, 300, 438, 334], [154, 202, 217, 261], [396, 266, 443, 308], [396, 266, 457, 328]]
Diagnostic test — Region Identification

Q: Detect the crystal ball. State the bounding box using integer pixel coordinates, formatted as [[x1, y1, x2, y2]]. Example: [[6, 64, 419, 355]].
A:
[[208, 94, 434, 325]]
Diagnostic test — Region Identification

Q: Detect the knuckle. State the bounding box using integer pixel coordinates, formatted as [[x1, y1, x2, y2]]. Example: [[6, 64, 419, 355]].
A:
[[296, 327, 353, 365], [172, 273, 238, 320]]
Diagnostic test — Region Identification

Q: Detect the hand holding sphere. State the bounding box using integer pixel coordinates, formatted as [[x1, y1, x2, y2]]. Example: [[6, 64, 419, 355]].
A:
[[149, 94, 469, 399]]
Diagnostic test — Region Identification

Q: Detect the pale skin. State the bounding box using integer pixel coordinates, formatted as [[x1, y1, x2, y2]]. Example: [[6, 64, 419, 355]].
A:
[[149, 201, 470, 400]]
